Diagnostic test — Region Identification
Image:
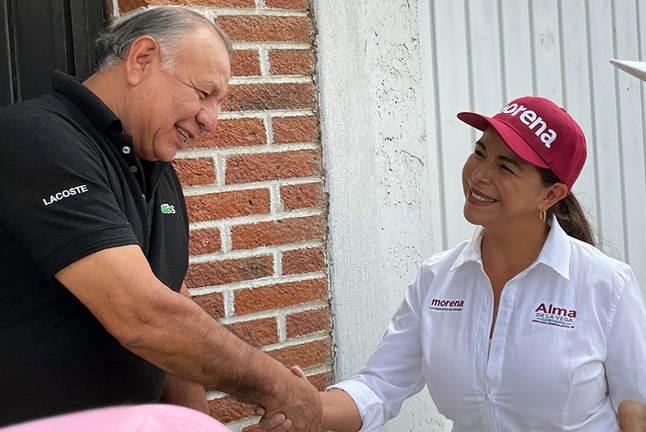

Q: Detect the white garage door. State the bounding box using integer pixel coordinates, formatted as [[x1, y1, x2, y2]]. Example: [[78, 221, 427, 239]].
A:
[[420, 0, 646, 292]]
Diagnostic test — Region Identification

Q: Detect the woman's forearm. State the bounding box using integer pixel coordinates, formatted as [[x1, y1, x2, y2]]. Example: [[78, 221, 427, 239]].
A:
[[320, 389, 362, 432]]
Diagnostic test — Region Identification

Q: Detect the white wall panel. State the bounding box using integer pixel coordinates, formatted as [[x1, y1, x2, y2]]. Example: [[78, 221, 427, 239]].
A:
[[420, 0, 646, 292]]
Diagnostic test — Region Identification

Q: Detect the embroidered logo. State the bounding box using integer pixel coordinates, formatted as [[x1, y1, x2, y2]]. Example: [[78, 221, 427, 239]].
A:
[[429, 298, 464, 312], [42, 185, 89, 206], [500, 103, 558, 148], [532, 303, 577, 329], [160, 203, 176, 215]]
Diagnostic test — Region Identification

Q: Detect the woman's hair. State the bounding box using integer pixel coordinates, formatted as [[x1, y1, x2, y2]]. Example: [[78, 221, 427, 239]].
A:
[[94, 6, 233, 72], [539, 168, 595, 246]]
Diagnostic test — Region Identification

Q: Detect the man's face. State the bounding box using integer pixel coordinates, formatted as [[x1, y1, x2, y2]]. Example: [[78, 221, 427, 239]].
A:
[[131, 26, 231, 162]]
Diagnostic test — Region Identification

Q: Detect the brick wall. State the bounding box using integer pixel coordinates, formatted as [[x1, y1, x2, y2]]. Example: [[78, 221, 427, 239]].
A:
[[110, 1, 333, 430]]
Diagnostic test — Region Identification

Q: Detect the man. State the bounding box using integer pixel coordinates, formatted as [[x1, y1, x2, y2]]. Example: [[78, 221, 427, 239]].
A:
[[0, 7, 320, 431], [611, 58, 646, 432]]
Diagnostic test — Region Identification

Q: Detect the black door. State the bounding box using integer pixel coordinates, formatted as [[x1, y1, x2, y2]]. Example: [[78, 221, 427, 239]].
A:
[[0, 0, 105, 108]]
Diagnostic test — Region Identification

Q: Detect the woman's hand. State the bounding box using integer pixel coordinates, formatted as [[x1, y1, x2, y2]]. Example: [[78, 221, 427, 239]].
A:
[[619, 400, 646, 432]]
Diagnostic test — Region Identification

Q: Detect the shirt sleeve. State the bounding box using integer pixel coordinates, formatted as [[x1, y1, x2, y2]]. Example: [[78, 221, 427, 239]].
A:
[[605, 264, 646, 412], [0, 108, 139, 278], [328, 269, 428, 431]]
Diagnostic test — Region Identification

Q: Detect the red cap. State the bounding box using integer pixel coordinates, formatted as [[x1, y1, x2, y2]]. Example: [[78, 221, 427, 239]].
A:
[[457, 96, 587, 191]]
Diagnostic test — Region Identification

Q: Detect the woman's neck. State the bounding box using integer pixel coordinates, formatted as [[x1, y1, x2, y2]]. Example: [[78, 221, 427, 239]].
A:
[[480, 220, 551, 278]]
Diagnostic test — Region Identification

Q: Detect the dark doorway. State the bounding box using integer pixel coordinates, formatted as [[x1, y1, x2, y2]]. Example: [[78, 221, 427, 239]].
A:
[[0, 0, 105, 108]]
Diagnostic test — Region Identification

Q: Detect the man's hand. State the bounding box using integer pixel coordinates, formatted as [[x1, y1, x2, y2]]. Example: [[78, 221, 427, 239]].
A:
[[160, 373, 209, 414], [261, 365, 321, 432], [257, 366, 317, 432], [619, 400, 646, 432]]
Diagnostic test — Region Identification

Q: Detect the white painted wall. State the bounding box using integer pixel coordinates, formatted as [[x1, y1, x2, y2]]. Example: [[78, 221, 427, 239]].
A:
[[315, 0, 646, 430], [420, 0, 646, 291], [312, 0, 449, 430]]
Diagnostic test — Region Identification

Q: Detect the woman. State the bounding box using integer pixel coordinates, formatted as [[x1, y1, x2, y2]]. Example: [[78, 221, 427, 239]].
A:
[[261, 96, 646, 431]]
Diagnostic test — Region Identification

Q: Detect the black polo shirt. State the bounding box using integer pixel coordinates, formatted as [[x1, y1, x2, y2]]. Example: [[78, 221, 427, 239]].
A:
[[0, 72, 189, 426]]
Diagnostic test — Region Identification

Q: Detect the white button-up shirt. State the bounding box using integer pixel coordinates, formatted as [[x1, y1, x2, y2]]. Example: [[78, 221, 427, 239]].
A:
[[331, 218, 646, 431]]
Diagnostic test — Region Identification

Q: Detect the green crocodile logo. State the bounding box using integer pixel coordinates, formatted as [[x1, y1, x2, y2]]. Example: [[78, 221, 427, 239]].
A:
[[160, 203, 176, 215]]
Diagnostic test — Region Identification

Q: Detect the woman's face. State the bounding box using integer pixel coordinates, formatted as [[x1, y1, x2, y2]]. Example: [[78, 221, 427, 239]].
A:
[[462, 127, 550, 231]]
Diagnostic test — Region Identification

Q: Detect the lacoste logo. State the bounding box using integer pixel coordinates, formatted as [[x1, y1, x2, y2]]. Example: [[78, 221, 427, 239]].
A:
[[500, 103, 558, 148], [532, 302, 577, 329], [42, 185, 89, 206], [429, 298, 464, 312], [160, 203, 176, 215]]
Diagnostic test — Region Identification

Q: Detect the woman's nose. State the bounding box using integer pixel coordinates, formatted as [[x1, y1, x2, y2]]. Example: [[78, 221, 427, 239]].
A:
[[471, 161, 492, 183]]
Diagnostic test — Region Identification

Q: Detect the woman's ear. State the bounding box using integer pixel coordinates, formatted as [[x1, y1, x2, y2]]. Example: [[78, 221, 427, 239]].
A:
[[124, 36, 160, 86], [543, 182, 569, 210]]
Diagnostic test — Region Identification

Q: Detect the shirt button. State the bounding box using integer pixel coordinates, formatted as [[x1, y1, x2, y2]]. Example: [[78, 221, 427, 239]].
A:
[[141, 194, 146, 199], [485, 394, 491, 401], [495, 345, 502, 351], [122, 146, 131, 154], [505, 294, 512, 301], [130, 166, 138, 173]]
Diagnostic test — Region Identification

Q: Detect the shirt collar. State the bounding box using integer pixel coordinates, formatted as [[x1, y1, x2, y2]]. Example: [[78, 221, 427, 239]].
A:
[[450, 227, 485, 271], [449, 215, 571, 280], [535, 215, 571, 280], [51, 70, 123, 133]]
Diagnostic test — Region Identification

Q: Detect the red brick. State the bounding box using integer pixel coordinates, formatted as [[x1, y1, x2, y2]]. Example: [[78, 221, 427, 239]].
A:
[[172, 158, 215, 187], [231, 49, 261, 77], [231, 215, 325, 250], [185, 189, 270, 223], [272, 116, 319, 144], [235, 278, 327, 315], [191, 118, 266, 148], [216, 16, 312, 43], [282, 247, 324, 276], [208, 397, 255, 423], [269, 50, 314, 76], [189, 228, 222, 256], [266, 0, 309, 9], [308, 371, 334, 392], [185, 255, 273, 288], [281, 182, 324, 211], [268, 339, 331, 369], [191, 292, 225, 319], [226, 150, 321, 184], [119, 0, 253, 11], [222, 83, 316, 112], [228, 317, 279, 346], [286, 307, 330, 338]]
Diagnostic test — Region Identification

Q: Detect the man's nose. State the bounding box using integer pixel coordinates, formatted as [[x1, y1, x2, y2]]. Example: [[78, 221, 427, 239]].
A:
[[196, 105, 218, 133]]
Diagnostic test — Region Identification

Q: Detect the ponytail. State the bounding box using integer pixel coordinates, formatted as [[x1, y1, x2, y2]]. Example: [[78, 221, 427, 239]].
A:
[[539, 169, 595, 246]]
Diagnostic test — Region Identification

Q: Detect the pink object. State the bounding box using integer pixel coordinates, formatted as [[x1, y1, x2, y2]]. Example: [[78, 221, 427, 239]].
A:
[[457, 96, 587, 191], [0, 404, 232, 432]]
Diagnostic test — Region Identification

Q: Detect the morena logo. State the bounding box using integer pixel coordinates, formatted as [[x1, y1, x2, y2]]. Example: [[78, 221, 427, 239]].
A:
[[500, 103, 558, 148], [429, 298, 465, 312]]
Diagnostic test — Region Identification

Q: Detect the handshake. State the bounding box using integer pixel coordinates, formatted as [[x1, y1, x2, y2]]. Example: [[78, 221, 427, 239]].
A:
[[254, 366, 360, 432]]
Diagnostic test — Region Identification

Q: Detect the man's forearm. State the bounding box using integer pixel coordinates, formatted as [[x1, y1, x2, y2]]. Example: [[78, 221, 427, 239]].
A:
[[122, 289, 285, 403], [56, 245, 321, 430]]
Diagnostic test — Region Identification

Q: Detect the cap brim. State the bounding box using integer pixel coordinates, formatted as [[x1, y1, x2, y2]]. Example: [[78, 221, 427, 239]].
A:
[[457, 111, 549, 169], [610, 59, 646, 81]]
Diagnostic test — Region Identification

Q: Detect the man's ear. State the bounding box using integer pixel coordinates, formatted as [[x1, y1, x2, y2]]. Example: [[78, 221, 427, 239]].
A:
[[542, 182, 569, 211], [124, 36, 160, 86]]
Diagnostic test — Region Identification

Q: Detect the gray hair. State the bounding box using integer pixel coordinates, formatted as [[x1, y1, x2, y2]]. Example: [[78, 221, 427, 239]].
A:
[[94, 6, 233, 72]]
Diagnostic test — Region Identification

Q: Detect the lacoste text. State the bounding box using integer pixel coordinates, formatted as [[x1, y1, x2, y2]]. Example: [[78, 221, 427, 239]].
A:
[[42, 185, 89, 206]]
